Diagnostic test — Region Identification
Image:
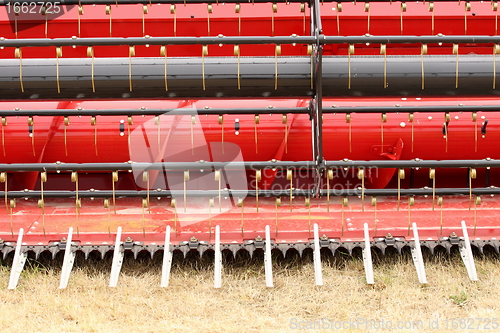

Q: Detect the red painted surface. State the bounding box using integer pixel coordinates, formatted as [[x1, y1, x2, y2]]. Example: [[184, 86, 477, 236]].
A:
[[1, 97, 499, 246], [0, 97, 499, 167], [1, 2, 500, 248], [0, 2, 498, 58], [0, 196, 497, 246]]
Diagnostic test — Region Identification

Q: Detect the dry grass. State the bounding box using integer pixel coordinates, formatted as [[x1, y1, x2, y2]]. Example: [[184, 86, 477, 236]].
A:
[[0, 250, 500, 333]]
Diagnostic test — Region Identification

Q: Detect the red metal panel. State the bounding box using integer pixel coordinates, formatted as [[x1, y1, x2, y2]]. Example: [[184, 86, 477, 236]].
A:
[[1, 2, 500, 252]]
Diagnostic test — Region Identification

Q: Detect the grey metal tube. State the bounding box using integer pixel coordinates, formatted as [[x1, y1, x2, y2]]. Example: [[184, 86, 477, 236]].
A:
[[323, 55, 500, 97], [0, 55, 498, 99], [0, 107, 309, 117], [2, 35, 500, 48], [1, 187, 500, 198], [2, 105, 500, 117], [0, 57, 314, 99], [0, 159, 499, 172]]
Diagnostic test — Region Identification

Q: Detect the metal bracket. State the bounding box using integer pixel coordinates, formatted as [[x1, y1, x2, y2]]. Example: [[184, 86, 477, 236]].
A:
[[253, 235, 265, 249], [123, 237, 134, 250], [188, 236, 199, 250], [448, 232, 460, 245], [384, 233, 396, 246], [370, 144, 397, 156], [319, 234, 330, 247], [58, 238, 68, 251], [309, 234, 332, 246], [374, 234, 406, 255], [57, 237, 80, 251]]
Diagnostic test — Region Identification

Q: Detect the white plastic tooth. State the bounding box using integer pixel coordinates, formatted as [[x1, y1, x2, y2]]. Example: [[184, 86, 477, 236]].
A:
[[264, 225, 273, 287], [59, 227, 76, 289], [161, 225, 173, 287], [363, 223, 374, 285], [460, 220, 478, 281], [8, 228, 27, 289], [313, 223, 323, 286], [109, 226, 124, 287], [214, 225, 222, 288], [411, 223, 427, 284]]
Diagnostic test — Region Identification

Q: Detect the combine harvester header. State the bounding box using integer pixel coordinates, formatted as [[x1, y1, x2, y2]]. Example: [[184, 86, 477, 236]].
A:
[[0, 0, 498, 288]]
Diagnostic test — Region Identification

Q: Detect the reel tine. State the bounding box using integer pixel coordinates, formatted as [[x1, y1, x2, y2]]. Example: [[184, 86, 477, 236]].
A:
[[106, 4, 112, 36], [129, 46, 135, 91], [365, 2, 370, 33], [421, 44, 427, 89], [14, 48, 24, 92], [112, 171, 118, 214], [78, 4, 84, 37], [171, 4, 177, 36], [207, 4, 212, 36], [271, 3, 277, 36], [238, 197, 244, 237], [55, 46, 62, 93], [400, 1, 406, 34], [202, 45, 208, 90], [142, 4, 148, 37]]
